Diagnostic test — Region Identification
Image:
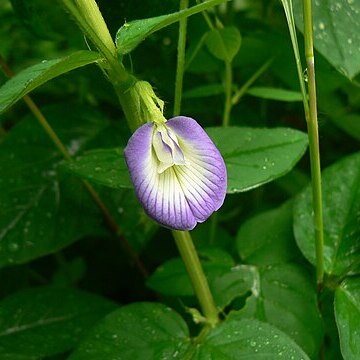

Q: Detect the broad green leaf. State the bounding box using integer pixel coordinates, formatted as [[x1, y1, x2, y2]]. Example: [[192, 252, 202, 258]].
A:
[[115, 0, 228, 55], [62, 148, 132, 189], [191, 318, 310, 359], [293, 0, 360, 79], [294, 152, 360, 276], [207, 127, 308, 193], [237, 201, 301, 266], [0, 104, 108, 268], [0, 51, 101, 114], [335, 278, 360, 360], [69, 302, 190, 360], [246, 87, 303, 102], [205, 26, 241, 62], [0, 287, 116, 359], [234, 264, 323, 358], [147, 248, 256, 309], [69, 302, 309, 360]]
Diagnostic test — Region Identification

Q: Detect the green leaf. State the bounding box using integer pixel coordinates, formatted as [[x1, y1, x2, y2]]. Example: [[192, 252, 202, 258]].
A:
[[191, 318, 310, 359], [69, 302, 310, 360], [237, 201, 301, 266], [0, 104, 108, 267], [246, 87, 303, 102], [0, 51, 101, 114], [205, 26, 241, 62], [207, 127, 308, 193], [234, 264, 323, 358], [0, 287, 116, 359], [294, 152, 360, 276], [147, 248, 256, 309], [335, 278, 360, 360], [69, 302, 190, 360], [293, 0, 360, 79], [62, 148, 132, 189], [115, 0, 228, 55]]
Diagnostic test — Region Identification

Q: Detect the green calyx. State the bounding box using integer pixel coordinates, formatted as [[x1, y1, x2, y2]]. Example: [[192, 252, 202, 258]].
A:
[[135, 81, 167, 126]]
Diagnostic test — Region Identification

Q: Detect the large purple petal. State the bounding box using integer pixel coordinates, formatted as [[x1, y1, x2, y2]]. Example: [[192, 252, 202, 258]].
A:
[[124, 117, 227, 230]]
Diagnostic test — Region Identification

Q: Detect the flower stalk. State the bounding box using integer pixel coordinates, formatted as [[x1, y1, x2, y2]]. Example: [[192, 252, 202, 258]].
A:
[[172, 230, 219, 326]]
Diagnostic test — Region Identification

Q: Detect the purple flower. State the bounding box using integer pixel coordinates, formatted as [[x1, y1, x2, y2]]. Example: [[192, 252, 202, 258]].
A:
[[124, 116, 227, 230]]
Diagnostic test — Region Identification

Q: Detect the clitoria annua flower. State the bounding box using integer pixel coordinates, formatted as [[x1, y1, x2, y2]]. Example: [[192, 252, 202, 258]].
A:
[[124, 116, 227, 230]]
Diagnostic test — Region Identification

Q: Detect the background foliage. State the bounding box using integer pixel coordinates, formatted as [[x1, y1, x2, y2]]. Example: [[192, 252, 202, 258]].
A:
[[0, 0, 359, 359]]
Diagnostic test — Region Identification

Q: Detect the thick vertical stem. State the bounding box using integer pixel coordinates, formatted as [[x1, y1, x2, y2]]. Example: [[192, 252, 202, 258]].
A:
[[303, 0, 324, 288], [172, 230, 219, 326]]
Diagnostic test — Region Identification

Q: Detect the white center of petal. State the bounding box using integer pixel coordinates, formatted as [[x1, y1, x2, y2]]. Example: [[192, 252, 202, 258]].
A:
[[152, 125, 186, 173]]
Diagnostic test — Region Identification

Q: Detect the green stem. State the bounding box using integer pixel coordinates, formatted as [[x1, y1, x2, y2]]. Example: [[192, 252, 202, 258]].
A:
[[231, 58, 273, 105], [281, 0, 324, 289], [281, 0, 309, 117], [74, 0, 116, 56], [222, 61, 232, 126], [172, 230, 219, 326], [113, 78, 145, 132], [303, 0, 324, 289], [61, 0, 129, 83], [172, 0, 218, 326], [174, 0, 189, 116]]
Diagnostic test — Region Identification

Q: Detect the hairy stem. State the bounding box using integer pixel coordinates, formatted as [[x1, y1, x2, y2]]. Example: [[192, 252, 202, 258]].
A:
[[172, 230, 219, 325], [61, 0, 129, 83]]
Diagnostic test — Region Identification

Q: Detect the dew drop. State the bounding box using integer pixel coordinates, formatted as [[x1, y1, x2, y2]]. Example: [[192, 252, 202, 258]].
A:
[[319, 22, 325, 30], [250, 340, 257, 347], [303, 68, 308, 82]]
